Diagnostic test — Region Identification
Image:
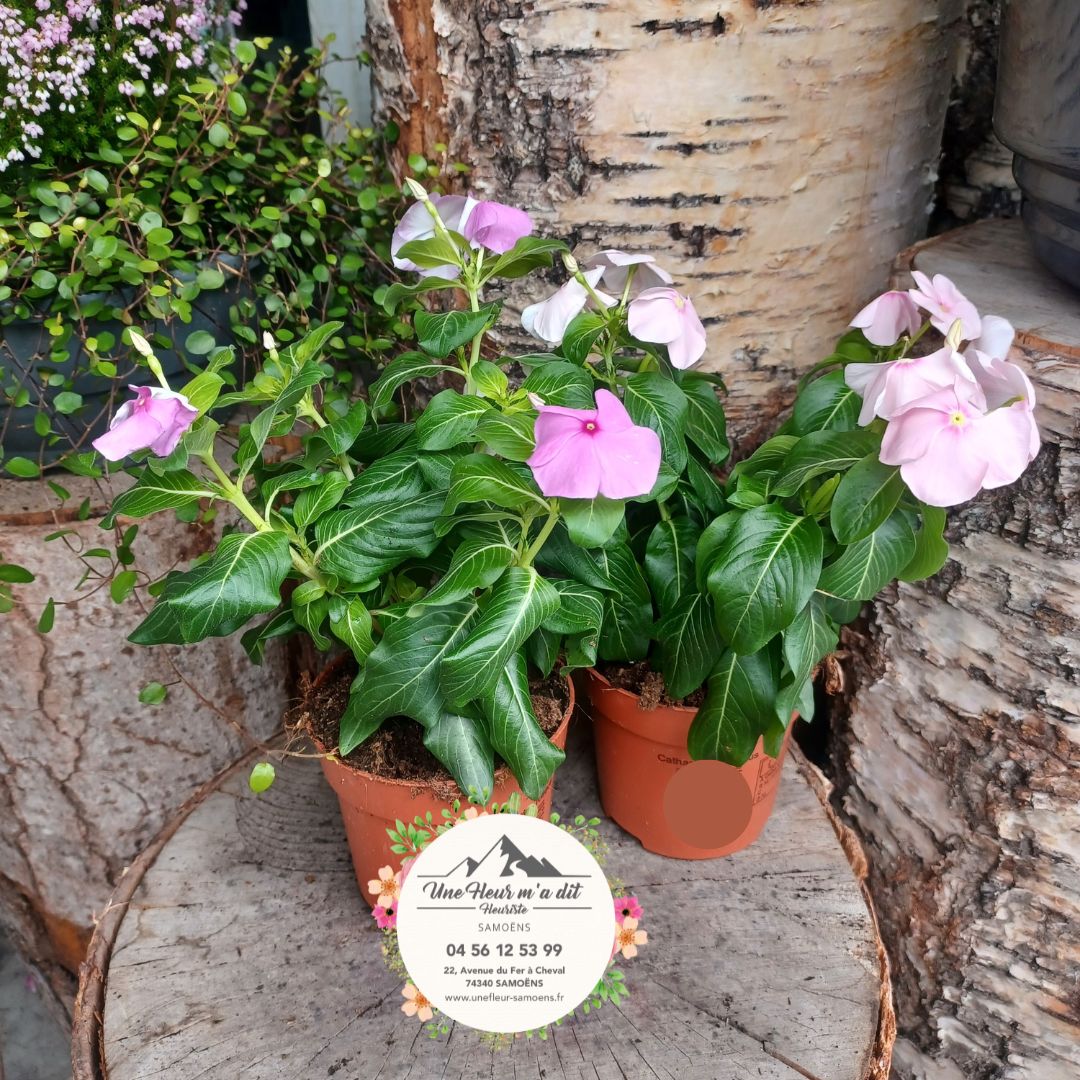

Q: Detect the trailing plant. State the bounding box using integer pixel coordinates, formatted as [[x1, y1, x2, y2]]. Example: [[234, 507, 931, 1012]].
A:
[[0, 37, 406, 474]]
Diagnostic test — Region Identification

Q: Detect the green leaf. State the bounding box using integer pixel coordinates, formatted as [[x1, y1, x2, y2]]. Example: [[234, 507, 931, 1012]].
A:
[[180, 371, 225, 415], [414, 304, 500, 358], [235, 39, 257, 64], [656, 591, 724, 700], [134, 532, 291, 643], [706, 504, 823, 655], [542, 579, 604, 636], [0, 564, 34, 584], [102, 469, 218, 526], [560, 311, 607, 365], [37, 598, 55, 633], [304, 400, 368, 464], [681, 379, 730, 465], [486, 236, 567, 280], [415, 389, 490, 451], [534, 523, 611, 592], [293, 473, 349, 529], [791, 371, 860, 434], [327, 595, 375, 661], [527, 626, 560, 678], [561, 496, 625, 548], [291, 588, 331, 651], [818, 512, 916, 601], [830, 455, 905, 544], [109, 569, 138, 603], [688, 647, 779, 766], [138, 682, 168, 705], [208, 121, 230, 148], [442, 453, 547, 516], [369, 352, 448, 411], [596, 544, 653, 661], [235, 362, 326, 475], [248, 762, 276, 793], [780, 595, 838, 687], [441, 567, 559, 707], [477, 652, 565, 798], [473, 410, 535, 460], [520, 362, 596, 408], [694, 511, 740, 589], [899, 505, 949, 582], [314, 491, 444, 584], [644, 517, 699, 615], [342, 450, 423, 506], [408, 525, 516, 610], [339, 601, 480, 751], [423, 710, 495, 802], [240, 609, 298, 664], [395, 233, 462, 271], [185, 330, 217, 355], [623, 373, 690, 473], [729, 435, 801, 482], [32, 269, 57, 290], [772, 428, 881, 497]]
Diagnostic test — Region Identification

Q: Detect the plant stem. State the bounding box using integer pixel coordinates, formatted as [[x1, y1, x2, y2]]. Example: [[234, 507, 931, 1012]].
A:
[[300, 395, 354, 481], [519, 502, 559, 567]]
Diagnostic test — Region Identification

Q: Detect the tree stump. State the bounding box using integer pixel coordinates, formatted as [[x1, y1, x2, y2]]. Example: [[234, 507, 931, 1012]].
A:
[[833, 218, 1080, 1079], [73, 721, 893, 1080], [0, 475, 288, 1008], [366, 0, 962, 442]]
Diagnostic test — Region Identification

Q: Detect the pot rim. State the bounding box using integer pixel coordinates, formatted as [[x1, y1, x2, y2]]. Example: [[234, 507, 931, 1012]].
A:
[[585, 665, 698, 717], [306, 653, 575, 790]]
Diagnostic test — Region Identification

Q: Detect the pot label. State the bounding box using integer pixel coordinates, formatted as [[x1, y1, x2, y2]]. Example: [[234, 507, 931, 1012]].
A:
[[396, 812, 615, 1033]]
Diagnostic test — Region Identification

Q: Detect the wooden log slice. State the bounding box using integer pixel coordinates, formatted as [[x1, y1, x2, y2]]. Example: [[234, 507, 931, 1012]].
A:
[[74, 721, 892, 1080], [834, 217, 1080, 1079]]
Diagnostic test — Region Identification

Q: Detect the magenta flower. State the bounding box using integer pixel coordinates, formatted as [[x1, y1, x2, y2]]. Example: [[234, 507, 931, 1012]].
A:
[[849, 290, 922, 347], [526, 389, 661, 500], [521, 267, 613, 344], [844, 346, 975, 426], [880, 379, 1039, 507], [391, 195, 476, 280], [627, 287, 707, 370], [462, 200, 533, 254], [92, 386, 197, 462], [908, 271, 982, 340], [585, 250, 673, 295], [373, 903, 397, 930], [614, 895, 644, 924]]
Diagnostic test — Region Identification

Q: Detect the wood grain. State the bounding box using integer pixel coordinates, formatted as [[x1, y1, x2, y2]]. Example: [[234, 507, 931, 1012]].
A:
[[835, 217, 1080, 1080], [77, 722, 890, 1080], [366, 0, 963, 445]]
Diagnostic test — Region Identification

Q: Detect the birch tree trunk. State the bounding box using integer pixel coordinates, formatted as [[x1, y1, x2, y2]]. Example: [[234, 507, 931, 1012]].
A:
[[833, 219, 1080, 1080], [367, 0, 962, 444], [0, 475, 288, 1009]]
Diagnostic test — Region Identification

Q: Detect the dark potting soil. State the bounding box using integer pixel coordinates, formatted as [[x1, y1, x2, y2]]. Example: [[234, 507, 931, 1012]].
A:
[[597, 660, 706, 711], [289, 657, 569, 789]]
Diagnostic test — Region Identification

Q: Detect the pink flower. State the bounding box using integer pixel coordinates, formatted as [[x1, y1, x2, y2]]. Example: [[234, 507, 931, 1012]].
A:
[[391, 195, 476, 280], [849, 290, 922, 347], [373, 903, 397, 930], [845, 346, 975, 425], [967, 314, 1014, 362], [462, 200, 533, 254], [401, 982, 434, 1022], [880, 379, 1039, 507], [92, 386, 197, 462], [614, 895, 643, 923], [627, 287, 707, 369], [521, 267, 613, 344], [966, 351, 1040, 459], [526, 389, 661, 500], [585, 250, 673, 295], [366, 865, 401, 909], [908, 271, 982, 340]]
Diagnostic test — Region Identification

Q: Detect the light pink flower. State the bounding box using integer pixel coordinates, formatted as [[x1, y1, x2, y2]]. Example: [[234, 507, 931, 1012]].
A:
[[613, 916, 647, 960], [967, 314, 1015, 362], [391, 195, 476, 280], [849, 290, 922, 347], [627, 287, 707, 369], [880, 379, 1039, 507], [965, 351, 1040, 458], [401, 982, 434, 1022], [585, 250, 673, 295], [614, 895, 643, 924], [845, 346, 976, 425], [526, 389, 661, 500], [908, 271, 982, 340], [462, 200, 533, 254], [92, 386, 197, 461], [521, 267, 613, 344], [366, 865, 401, 909]]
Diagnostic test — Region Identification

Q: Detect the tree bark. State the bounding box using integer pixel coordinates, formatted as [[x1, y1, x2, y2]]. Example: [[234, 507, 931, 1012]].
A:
[[0, 475, 288, 1009], [832, 218, 1080, 1080], [367, 0, 963, 445]]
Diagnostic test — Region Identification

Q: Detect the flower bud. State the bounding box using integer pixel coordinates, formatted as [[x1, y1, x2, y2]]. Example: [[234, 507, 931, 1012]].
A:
[[561, 251, 579, 275]]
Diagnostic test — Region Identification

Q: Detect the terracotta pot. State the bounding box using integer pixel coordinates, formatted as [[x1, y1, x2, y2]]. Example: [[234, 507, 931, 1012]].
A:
[[583, 668, 790, 860], [310, 661, 574, 902]]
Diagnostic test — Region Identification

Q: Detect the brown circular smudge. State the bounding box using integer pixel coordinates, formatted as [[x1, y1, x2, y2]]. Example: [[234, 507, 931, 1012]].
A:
[[663, 760, 754, 849]]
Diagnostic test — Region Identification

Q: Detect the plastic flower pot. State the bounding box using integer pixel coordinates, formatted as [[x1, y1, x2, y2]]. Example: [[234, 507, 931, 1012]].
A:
[[583, 667, 791, 860], [309, 659, 575, 903]]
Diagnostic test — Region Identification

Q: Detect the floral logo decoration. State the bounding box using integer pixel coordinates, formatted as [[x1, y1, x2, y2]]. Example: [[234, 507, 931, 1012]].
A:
[[367, 797, 647, 1043]]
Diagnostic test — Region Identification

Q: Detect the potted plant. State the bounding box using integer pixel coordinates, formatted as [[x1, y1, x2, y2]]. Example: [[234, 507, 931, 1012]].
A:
[[0, 7, 405, 475]]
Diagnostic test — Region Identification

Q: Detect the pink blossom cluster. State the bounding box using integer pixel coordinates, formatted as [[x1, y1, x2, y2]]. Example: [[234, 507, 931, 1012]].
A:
[[845, 274, 1040, 507], [0, 0, 244, 172]]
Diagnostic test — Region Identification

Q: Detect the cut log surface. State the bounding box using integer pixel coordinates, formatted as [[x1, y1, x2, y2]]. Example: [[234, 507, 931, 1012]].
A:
[[76, 724, 891, 1080], [367, 0, 962, 444], [835, 218, 1080, 1080], [0, 474, 286, 1006]]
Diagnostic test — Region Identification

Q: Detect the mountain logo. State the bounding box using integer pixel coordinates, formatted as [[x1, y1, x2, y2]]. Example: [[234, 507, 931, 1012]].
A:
[[421, 834, 565, 879]]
